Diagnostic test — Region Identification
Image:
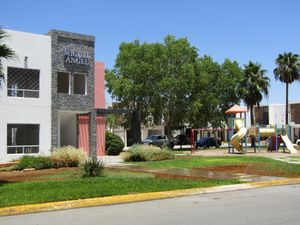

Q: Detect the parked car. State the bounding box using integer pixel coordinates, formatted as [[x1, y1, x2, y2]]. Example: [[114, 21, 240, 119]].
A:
[[196, 137, 221, 149], [169, 134, 191, 149], [296, 139, 300, 145], [141, 135, 169, 148]]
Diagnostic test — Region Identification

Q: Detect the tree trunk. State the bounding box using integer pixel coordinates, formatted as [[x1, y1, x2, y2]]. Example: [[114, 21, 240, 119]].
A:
[[286, 83, 289, 125], [250, 105, 254, 126], [131, 110, 141, 144], [250, 105, 256, 149], [164, 124, 172, 140]]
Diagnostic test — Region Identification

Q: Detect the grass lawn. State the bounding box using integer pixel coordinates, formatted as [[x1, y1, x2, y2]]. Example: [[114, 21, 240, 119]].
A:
[[133, 156, 275, 168], [2, 155, 300, 208], [289, 156, 300, 160], [0, 168, 240, 207], [133, 156, 300, 177]]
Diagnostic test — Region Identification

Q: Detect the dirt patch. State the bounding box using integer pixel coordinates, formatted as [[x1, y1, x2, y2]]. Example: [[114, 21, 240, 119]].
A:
[[201, 164, 260, 174], [0, 167, 79, 183], [200, 163, 295, 177], [154, 172, 205, 180], [0, 162, 17, 168]]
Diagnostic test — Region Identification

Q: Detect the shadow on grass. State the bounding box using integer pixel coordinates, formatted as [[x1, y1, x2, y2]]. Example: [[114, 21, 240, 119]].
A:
[[0, 179, 15, 185]]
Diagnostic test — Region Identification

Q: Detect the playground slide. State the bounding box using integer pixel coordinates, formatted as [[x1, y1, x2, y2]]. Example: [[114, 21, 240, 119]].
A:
[[230, 119, 247, 152], [281, 135, 297, 154]]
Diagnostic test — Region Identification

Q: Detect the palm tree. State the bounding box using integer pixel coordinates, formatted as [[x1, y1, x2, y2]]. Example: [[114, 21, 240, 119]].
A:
[[0, 28, 15, 87], [237, 61, 270, 125], [274, 52, 300, 125]]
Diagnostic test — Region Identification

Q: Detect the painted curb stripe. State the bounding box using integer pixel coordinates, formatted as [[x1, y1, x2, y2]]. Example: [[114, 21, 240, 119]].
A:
[[1, 178, 300, 217]]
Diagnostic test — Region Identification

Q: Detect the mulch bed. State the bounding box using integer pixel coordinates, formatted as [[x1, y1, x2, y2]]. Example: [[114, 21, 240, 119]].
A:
[[0, 167, 79, 183], [154, 172, 205, 180]]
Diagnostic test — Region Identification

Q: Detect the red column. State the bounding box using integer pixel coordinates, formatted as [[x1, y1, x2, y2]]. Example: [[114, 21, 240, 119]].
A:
[[96, 116, 106, 156], [94, 62, 105, 108], [78, 115, 89, 155], [95, 62, 106, 156]]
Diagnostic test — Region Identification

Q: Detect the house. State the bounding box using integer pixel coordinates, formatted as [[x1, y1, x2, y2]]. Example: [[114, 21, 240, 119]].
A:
[[0, 29, 106, 163], [254, 102, 300, 142]]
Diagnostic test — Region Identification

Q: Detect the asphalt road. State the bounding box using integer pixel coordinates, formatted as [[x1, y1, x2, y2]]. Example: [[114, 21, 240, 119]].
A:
[[1, 184, 300, 225]]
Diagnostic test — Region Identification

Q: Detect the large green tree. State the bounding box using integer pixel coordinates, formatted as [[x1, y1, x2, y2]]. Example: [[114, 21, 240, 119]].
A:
[[237, 61, 270, 125], [189, 56, 243, 128], [106, 40, 164, 141], [106, 35, 199, 139], [157, 35, 198, 137], [274, 52, 300, 125], [0, 28, 14, 87], [107, 35, 244, 140]]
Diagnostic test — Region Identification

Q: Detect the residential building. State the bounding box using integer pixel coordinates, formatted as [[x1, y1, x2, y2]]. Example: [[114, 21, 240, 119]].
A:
[[0, 29, 106, 163], [254, 102, 300, 142]]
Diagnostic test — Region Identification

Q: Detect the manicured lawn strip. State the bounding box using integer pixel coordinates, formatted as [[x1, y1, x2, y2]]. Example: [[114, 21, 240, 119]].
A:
[[35, 169, 154, 180], [0, 177, 240, 207], [134, 156, 276, 169], [289, 156, 300, 160], [262, 161, 300, 177]]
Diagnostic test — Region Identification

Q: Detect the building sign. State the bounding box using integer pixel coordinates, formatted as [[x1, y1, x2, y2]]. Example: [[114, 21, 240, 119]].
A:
[[63, 48, 89, 65]]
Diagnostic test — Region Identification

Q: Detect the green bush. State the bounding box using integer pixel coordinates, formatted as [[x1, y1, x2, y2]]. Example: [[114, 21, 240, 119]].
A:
[[15, 156, 54, 170], [81, 157, 104, 178], [51, 146, 86, 168], [105, 132, 124, 155], [121, 144, 174, 162]]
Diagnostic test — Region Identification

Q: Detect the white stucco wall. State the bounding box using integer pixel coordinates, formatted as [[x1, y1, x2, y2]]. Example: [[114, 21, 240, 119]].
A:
[[0, 30, 51, 162], [269, 104, 286, 127]]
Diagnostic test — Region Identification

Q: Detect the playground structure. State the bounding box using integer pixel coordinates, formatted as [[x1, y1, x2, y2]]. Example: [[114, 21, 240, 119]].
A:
[[225, 105, 297, 154], [190, 105, 297, 154]]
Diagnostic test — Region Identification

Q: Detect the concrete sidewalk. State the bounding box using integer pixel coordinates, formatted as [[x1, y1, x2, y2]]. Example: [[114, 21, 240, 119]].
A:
[[192, 148, 300, 159], [97, 155, 124, 166]]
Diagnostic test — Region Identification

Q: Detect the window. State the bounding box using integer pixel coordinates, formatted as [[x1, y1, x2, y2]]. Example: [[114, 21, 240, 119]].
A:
[[7, 67, 40, 98], [73, 73, 86, 94], [7, 124, 39, 154], [57, 72, 70, 93], [57, 72, 86, 95]]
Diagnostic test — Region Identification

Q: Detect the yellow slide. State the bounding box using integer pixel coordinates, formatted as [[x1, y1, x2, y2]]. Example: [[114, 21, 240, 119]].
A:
[[230, 119, 247, 152]]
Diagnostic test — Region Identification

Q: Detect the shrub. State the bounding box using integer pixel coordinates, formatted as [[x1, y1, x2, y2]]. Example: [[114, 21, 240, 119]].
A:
[[81, 157, 104, 178], [121, 144, 174, 162], [15, 156, 54, 170], [51, 146, 86, 168], [106, 132, 124, 155]]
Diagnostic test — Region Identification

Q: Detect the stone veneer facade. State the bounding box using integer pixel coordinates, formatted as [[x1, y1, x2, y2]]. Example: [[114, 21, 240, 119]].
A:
[[48, 30, 97, 157]]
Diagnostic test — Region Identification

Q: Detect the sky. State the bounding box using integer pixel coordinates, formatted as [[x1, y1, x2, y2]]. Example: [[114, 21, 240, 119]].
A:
[[1, 0, 300, 105]]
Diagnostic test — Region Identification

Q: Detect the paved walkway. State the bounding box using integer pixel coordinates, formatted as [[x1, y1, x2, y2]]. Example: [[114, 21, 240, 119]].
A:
[[184, 148, 300, 159], [97, 155, 124, 166]]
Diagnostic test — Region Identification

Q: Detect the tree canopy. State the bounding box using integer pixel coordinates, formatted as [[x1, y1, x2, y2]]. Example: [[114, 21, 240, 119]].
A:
[[106, 35, 244, 138], [237, 61, 270, 125], [274, 52, 300, 124], [189, 56, 242, 128]]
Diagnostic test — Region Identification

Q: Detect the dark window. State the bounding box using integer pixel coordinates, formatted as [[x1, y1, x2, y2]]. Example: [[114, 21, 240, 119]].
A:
[[73, 73, 86, 94], [7, 124, 39, 154], [7, 67, 40, 98], [57, 72, 70, 93]]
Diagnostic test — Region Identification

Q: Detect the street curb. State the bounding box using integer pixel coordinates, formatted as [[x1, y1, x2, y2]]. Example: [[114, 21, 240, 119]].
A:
[[1, 178, 300, 217]]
